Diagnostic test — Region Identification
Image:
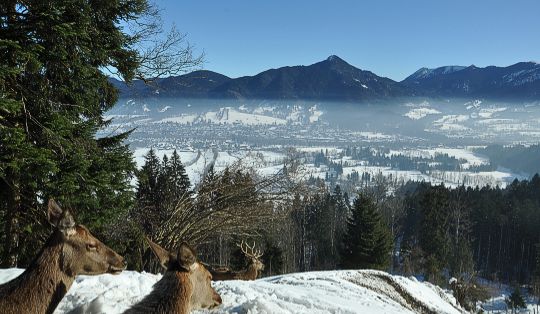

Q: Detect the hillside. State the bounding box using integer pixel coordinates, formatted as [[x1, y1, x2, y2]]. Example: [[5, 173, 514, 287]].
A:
[[110, 70, 232, 98], [403, 62, 540, 99], [0, 269, 465, 314]]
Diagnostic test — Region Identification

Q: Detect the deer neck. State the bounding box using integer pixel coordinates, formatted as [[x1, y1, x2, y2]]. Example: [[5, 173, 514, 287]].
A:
[[126, 271, 193, 314], [0, 235, 75, 314], [242, 262, 259, 279]]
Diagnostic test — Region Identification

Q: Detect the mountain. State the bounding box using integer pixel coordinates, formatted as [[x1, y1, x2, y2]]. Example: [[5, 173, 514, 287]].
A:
[[114, 56, 413, 101], [113, 57, 540, 101], [210, 55, 412, 101], [110, 70, 231, 98], [402, 62, 540, 99]]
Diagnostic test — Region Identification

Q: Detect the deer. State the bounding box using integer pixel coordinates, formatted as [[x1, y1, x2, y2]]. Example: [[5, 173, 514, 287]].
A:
[[0, 199, 126, 314], [209, 241, 264, 281], [124, 238, 222, 314]]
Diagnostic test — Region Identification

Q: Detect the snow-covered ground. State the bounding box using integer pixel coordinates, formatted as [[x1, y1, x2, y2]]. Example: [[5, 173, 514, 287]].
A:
[[477, 279, 540, 313], [387, 147, 489, 169], [403, 107, 441, 120], [130, 146, 522, 189], [0, 269, 466, 314]]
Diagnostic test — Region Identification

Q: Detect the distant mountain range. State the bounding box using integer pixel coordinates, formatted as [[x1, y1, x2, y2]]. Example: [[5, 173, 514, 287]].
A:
[[111, 56, 540, 101], [402, 62, 540, 99]]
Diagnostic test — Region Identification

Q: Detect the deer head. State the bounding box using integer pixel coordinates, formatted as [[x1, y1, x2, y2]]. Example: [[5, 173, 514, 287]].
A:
[[146, 238, 222, 310], [48, 199, 126, 276], [238, 240, 264, 272]]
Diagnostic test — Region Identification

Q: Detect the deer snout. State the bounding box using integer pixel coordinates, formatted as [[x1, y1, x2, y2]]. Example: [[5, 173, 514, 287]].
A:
[[107, 252, 127, 274]]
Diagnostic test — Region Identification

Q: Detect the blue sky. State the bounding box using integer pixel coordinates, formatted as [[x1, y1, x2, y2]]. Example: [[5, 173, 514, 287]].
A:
[[157, 0, 539, 81]]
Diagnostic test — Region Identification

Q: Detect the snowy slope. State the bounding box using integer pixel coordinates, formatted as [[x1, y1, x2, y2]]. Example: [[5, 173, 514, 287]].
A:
[[0, 269, 465, 314]]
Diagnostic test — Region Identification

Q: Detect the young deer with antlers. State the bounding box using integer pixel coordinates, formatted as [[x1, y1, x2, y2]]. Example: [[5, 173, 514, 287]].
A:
[[210, 241, 265, 281], [0, 199, 126, 314], [124, 238, 222, 314]]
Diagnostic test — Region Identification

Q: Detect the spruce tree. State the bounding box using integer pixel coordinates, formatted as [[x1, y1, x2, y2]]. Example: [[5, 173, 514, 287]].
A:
[[341, 193, 392, 270], [169, 150, 191, 196], [534, 243, 540, 302], [135, 148, 162, 234], [0, 0, 148, 266], [418, 185, 450, 282], [330, 185, 348, 267]]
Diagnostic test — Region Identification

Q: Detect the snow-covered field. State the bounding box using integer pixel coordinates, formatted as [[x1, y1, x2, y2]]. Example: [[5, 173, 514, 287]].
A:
[[403, 107, 441, 120], [130, 146, 522, 189], [0, 269, 466, 314], [387, 147, 489, 169]]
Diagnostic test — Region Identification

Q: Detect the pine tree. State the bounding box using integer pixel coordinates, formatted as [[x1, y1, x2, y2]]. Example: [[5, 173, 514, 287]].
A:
[[341, 193, 392, 270], [169, 150, 191, 197], [0, 0, 146, 266], [418, 185, 450, 282], [135, 149, 162, 234], [534, 243, 540, 304], [506, 287, 526, 312], [330, 185, 348, 267]]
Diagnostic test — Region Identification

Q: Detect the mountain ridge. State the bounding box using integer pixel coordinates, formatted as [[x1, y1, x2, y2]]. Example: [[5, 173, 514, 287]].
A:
[[111, 56, 540, 101]]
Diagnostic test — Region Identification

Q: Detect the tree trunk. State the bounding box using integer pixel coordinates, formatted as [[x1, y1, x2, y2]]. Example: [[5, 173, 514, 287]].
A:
[[2, 177, 21, 267]]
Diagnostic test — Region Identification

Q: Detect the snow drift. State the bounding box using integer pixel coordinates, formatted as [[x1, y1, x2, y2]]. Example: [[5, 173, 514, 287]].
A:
[[0, 268, 465, 314]]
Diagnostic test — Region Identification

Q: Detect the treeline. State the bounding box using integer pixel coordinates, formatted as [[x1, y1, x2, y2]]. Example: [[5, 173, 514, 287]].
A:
[[312, 146, 494, 173], [478, 144, 540, 175], [399, 178, 540, 284], [294, 175, 540, 286]]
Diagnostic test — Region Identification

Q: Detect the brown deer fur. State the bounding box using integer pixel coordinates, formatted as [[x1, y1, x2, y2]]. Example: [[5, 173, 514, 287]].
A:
[[0, 200, 126, 314], [124, 239, 222, 314], [210, 241, 264, 281]]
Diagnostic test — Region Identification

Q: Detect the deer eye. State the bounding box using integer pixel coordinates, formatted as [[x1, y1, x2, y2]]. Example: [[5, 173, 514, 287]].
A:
[[86, 243, 97, 251]]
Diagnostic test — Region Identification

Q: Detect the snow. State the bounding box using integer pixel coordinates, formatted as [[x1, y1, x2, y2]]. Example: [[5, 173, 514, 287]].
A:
[[142, 104, 150, 112], [0, 269, 465, 314], [388, 147, 489, 168], [202, 107, 287, 125], [309, 106, 323, 123], [475, 118, 514, 125], [351, 131, 394, 140], [464, 100, 482, 110], [253, 106, 276, 114], [478, 107, 507, 119], [437, 123, 470, 131], [158, 106, 171, 113], [477, 278, 540, 313], [404, 107, 441, 120], [404, 100, 430, 108], [353, 78, 369, 89], [434, 115, 469, 124], [286, 106, 303, 123], [296, 147, 343, 153], [155, 108, 287, 126]]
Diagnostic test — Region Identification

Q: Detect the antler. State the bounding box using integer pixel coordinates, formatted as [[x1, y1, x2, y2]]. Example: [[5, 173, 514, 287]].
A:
[[237, 240, 263, 259]]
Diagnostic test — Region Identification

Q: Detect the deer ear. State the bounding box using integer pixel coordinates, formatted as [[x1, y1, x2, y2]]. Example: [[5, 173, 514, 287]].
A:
[[146, 237, 174, 270], [177, 242, 197, 271], [48, 199, 75, 234]]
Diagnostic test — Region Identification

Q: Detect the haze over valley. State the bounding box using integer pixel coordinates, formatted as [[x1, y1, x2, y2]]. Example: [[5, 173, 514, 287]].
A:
[[104, 56, 540, 193]]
